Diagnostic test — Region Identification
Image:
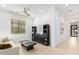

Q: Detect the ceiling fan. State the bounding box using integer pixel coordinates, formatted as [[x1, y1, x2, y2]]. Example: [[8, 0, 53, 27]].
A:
[[23, 8, 31, 16], [16, 8, 31, 16]]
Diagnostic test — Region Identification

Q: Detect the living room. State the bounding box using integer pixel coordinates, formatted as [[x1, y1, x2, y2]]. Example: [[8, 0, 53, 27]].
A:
[[1, 4, 79, 55], [0, 4, 66, 55]]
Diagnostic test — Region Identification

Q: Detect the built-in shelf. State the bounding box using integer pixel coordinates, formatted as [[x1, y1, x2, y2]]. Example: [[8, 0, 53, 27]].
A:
[[32, 24, 50, 46]]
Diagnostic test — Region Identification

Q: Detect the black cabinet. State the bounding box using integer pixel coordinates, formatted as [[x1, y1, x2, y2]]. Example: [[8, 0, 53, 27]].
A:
[[32, 24, 50, 46], [32, 26, 37, 41], [43, 24, 50, 46]]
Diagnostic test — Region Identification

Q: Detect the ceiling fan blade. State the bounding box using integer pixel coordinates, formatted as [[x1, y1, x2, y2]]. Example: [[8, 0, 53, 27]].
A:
[[23, 8, 30, 16], [24, 11, 30, 16]]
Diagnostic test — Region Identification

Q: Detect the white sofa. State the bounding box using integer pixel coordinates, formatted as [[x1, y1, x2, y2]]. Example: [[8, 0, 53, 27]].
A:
[[0, 40, 20, 55]]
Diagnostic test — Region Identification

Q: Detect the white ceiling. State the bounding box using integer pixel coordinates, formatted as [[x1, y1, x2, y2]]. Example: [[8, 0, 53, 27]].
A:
[[54, 4, 79, 20], [16, 4, 53, 16], [0, 4, 79, 20], [0, 4, 54, 17]]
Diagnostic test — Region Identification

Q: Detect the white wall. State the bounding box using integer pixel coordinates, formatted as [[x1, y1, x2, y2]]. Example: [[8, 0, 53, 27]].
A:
[[32, 6, 64, 47], [64, 20, 70, 40], [0, 8, 33, 44], [0, 5, 66, 46], [54, 9, 61, 46], [33, 6, 55, 47], [65, 19, 79, 40], [25, 17, 33, 41], [53, 9, 69, 47]]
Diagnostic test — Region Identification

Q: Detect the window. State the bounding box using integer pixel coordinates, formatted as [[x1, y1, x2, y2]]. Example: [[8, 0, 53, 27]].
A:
[[11, 19, 26, 34]]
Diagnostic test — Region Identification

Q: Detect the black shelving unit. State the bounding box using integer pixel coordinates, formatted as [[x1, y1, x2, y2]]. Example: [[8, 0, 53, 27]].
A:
[[32, 24, 50, 46], [43, 24, 50, 46], [32, 26, 37, 41]]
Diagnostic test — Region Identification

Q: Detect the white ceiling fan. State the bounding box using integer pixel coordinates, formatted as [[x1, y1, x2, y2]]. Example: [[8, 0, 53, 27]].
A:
[[16, 8, 31, 16], [23, 8, 31, 16]]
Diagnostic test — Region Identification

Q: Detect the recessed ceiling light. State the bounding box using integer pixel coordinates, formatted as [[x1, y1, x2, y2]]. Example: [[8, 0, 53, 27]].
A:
[[40, 9, 44, 13], [65, 4, 69, 7], [2, 4, 6, 7]]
